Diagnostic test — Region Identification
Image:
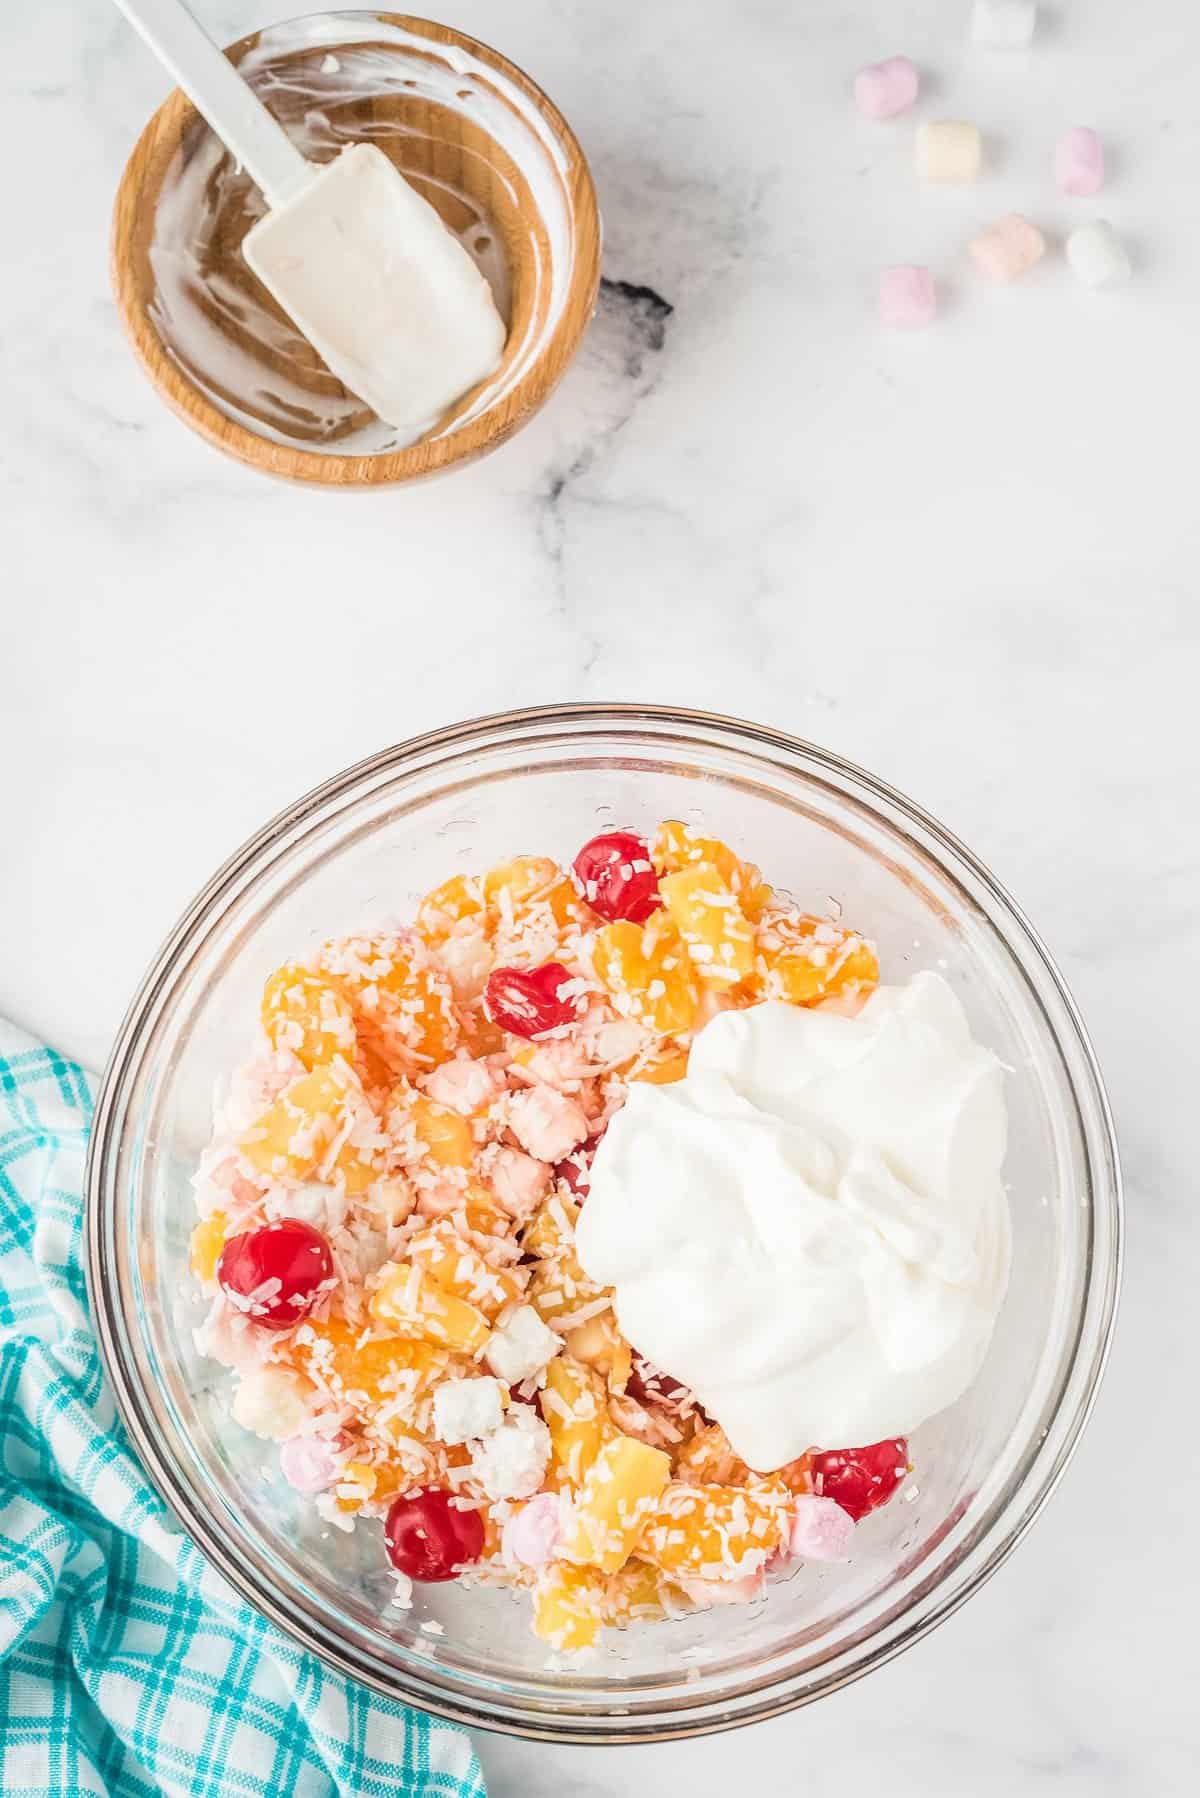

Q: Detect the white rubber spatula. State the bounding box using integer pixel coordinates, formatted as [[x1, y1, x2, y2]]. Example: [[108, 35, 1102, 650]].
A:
[[113, 0, 507, 437]]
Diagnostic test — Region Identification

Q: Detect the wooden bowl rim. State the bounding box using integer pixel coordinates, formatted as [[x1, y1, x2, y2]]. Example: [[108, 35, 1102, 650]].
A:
[[110, 11, 601, 488]]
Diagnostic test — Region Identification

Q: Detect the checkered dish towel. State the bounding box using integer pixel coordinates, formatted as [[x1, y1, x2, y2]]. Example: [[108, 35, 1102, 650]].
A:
[[0, 1019, 487, 1798]]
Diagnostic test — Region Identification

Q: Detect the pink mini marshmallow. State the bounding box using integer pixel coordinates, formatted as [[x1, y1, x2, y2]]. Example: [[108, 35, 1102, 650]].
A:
[[678, 1569, 767, 1609], [879, 265, 937, 328], [279, 1433, 349, 1494], [423, 1054, 504, 1116], [854, 56, 920, 120], [502, 1492, 561, 1569], [1056, 126, 1105, 196], [969, 213, 1046, 283], [507, 1085, 590, 1165], [489, 1146, 552, 1221], [788, 1495, 856, 1561]]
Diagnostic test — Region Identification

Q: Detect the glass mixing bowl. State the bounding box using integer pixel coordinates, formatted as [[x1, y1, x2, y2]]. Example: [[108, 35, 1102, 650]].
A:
[[85, 705, 1121, 1742]]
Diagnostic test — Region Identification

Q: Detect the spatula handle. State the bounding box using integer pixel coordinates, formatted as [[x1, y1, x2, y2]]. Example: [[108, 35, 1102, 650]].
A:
[[112, 0, 312, 207]]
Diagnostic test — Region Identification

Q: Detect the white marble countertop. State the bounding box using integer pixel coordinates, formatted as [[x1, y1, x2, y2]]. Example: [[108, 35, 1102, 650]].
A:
[[3, 0, 1197, 1791]]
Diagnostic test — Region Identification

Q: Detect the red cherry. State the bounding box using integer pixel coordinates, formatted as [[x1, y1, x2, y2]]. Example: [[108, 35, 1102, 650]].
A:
[[572, 831, 661, 924], [626, 1353, 709, 1421], [216, 1220, 333, 1330], [808, 1438, 909, 1522], [485, 962, 581, 1039], [554, 1145, 595, 1198], [384, 1489, 485, 1582]]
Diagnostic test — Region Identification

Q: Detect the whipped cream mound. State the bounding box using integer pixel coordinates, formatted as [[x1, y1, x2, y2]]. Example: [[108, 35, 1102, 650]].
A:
[[575, 973, 1010, 1472]]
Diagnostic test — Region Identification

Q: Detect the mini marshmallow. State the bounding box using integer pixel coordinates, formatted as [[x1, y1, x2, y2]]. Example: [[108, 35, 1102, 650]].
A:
[[1056, 126, 1105, 196], [854, 55, 920, 121], [432, 1375, 505, 1446], [879, 265, 937, 329], [502, 1492, 562, 1569], [1066, 220, 1131, 287], [279, 1433, 349, 1493], [971, 1, 1037, 48], [915, 120, 982, 183], [970, 212, 1046, 282], [788, 1496, 856, 1562]]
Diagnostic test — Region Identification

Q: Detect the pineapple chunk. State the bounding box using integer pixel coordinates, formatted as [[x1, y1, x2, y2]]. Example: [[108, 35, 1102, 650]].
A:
[[638, 1482, 789, 1578], [398, 1091, 475, 1170], [532, 1561, 607, 1651], [560, 1436, 671, 1573], [591, 913, 699, 1036], [606, 1558, 693, 1628], [189, 1211, 227, 1284], [333, 1460, 377, 1513], [521, 1190, 579, 1262], [564, 1312, 632, 1393], [659, 865, 755, 987], [525, 1247, 607, 1328], [483, 856, 582, 934], [261, 963, 357, 1070], [651, 821, 771, 919], [408, 1222, 523, 1321], [542, 1355, 612, 1486], [370, 1262, 490, 1355]]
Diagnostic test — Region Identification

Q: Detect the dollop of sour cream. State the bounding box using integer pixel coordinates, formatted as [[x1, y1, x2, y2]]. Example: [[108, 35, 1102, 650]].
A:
[[575, 973, 1010, 1472]]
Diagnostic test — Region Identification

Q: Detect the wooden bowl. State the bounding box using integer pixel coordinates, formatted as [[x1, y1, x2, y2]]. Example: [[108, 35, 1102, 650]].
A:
[[111, 12, 601, 486]]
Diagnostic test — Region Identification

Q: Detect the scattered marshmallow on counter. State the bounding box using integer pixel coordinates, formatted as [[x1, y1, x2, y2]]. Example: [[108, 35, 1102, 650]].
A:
[[1067, 219, 1132, 287], [1056, 126, 1105, 196], [879, 265, 938, 328], [915, 119, 983, 183], [854, 55, 920, 120], [970, 212, 1046, 282], [972, 1, 1038, 48]]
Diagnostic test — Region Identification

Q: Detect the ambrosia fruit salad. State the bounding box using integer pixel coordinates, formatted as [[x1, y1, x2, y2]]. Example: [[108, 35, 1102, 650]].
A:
[[191, 821, 1009, 1651]]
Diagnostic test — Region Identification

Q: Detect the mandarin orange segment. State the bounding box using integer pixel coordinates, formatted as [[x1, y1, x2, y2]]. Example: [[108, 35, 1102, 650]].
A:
[[189, 1212, 227, 1284], [651, 821, 772, 919], [560, 1437, 672, 1573], [637, 1483, 789, 1578], [757, 914, 880, 1006], [294, 1315, 447, 1405], [630, 1044, 690, 1086], [542, 1356, 612, 1487], [333, 1460, 377, 1512], [532, 1561, 607, 1651], [659, 865, 755, 987], [408, 1222, 524, 1320], [239, 1063, 381, 1188], [261, 963, 357, 1070], [370, 1262, 491, 1354], [673, 1422, 754, 1488], [591, 914, 699, 1036], [416, 874, 485, 944], [325, 934, 459, 1067]]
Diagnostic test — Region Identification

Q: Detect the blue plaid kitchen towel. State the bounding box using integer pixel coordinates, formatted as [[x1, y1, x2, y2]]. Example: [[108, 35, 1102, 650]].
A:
[[0, 1019, 487, 1798]]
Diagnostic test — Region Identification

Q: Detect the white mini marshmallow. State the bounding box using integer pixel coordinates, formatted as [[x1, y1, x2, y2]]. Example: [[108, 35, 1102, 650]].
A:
[[1066, 220, 1132, 287], [231, 1367, 313, 1440], [432, 1376, 506, 1446], [915, 120, 983, 183], [470, 1407, 551, 1501], [484, 1304, 560, 1385], [972, 0, 1037, 48]]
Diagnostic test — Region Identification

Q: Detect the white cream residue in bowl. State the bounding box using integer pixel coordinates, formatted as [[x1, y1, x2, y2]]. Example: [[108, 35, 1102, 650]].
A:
[[147, 14, 575, 454]]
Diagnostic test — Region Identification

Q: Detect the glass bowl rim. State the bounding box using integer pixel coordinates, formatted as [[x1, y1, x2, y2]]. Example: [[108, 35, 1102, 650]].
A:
[[84, 702, 1123, 1742]]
